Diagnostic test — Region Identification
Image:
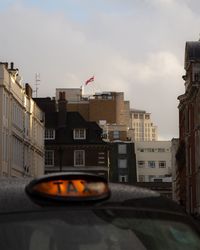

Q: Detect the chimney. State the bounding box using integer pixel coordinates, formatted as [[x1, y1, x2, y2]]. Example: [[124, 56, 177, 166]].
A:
[[10, 62, 14, 70], [0, 62, 9, 69], [8, 62, 19, 78], [58, 91, 67, 128], [25, 83, 33, 98]]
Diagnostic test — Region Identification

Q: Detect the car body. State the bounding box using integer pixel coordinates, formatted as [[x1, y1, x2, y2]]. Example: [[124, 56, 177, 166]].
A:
[[0, 172, 200, 250]]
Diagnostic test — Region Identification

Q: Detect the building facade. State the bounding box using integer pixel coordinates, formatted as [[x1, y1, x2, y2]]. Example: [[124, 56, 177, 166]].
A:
[[0, 62, 44, 177], [130, 109, 158, 141], [135, 141, 172, 182], [34, 94, 109, 178], [109, 142, 137, 184], [177, 41, 200, 214], [56, 89, 132, 142]]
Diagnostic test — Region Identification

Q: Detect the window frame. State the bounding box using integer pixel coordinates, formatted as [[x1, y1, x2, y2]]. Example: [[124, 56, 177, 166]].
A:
[[118, 159, 127, 168], [138, 161, 145, 167], [148, 161, 156, 168], [45, 150, 54, 167], [138, 175, 145, 182], [73, 128, 86, 140], [74, 150, 85, 166], [158, 161, 166, 168], [118, 144, 127, 154], [113, 130, 120, 139], [45, 129, 55, 140]]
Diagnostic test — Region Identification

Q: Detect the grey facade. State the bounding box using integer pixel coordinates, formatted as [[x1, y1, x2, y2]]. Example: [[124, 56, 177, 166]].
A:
[[109, 142, 137, 184]]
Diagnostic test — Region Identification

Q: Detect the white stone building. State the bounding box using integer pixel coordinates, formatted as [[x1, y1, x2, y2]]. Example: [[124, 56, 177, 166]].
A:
[[135, 141, 172, 182], [0, 62, 44, 177], [130, 109, 158, 141]]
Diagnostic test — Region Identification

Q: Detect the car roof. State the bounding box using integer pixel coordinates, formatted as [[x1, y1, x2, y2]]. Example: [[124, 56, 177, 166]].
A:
[[0, 177, 185, 216]]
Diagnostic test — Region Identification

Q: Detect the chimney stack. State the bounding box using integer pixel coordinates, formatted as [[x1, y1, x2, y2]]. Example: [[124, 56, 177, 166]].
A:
[[10, 62, 14, 70], [58, 91, 67, 128], [25, 83, 33, 98]]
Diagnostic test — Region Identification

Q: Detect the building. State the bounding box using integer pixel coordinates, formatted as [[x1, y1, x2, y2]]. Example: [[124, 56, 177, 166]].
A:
[[177, 40, 200, 214], [130, 109, 158, 141], [34, 93, 109, 178], [109, 141, 137, 184], [54, 89, 138, 184], [0, 62, 44, 177], [56, 89, 132, 142], [134, 141, 172, 198], [135, 141, 172, 182]]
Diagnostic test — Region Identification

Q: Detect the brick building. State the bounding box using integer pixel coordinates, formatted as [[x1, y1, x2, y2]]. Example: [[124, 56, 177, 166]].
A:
[[34, 93, 109, 178], [177, 41, 200, 214], [55, 89, 132, 141]]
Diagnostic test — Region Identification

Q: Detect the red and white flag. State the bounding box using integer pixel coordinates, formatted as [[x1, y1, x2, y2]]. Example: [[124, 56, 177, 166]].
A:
[[85, 76, 94, 85]]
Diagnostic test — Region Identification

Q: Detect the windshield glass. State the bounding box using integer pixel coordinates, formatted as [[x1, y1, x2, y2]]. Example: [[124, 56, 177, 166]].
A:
[[0, 209, 199, 250]]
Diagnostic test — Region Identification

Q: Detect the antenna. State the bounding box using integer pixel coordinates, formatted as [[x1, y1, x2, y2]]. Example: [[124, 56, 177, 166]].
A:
[[34, 73, 40, 97]]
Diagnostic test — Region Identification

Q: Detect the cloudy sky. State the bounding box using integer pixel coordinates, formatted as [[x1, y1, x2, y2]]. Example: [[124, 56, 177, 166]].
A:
[[1, 0, 200, 140]]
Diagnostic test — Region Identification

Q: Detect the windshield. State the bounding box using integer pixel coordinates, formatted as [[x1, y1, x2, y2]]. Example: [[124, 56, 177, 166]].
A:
[[0, 209, 200, 250]]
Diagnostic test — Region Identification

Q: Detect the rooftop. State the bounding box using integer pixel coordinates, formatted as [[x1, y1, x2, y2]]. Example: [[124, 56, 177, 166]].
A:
[[185, 41, 200, 69]]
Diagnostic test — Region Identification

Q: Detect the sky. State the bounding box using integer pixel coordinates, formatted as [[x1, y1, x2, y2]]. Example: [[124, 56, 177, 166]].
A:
[[1, 0, 200, 140]]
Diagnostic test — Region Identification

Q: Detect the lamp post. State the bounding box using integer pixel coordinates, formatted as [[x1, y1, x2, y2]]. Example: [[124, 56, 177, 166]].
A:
[[58, 146, 63, 172]]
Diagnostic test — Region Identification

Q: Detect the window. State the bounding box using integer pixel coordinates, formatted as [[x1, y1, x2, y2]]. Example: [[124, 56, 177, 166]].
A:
[[74, 150, 85, 166], [45, 150, 54, 166], [118, 159, 127, 168], [119, 175, 128, 183], [99, 120, 106, 125], [194, 72, 200, 81], [159, 161, 166, 168], [158, 148, 165, 152], [154, 178, 163, 182], [113, 131, 120, 139], [138, 175, 145, 182], [73, 128, 86, 140], [12, 136, 23, 168], [139, 114, 143, 119], [148, 161, 155, 168], [134, 114, 138, 119], [148, 175, 156, 182], [45, 129, 55, 139], [138, 161, 145, 167], [118, 144, 127, 154], [145, 114, 150, 119], [145, 148, 155, 152]]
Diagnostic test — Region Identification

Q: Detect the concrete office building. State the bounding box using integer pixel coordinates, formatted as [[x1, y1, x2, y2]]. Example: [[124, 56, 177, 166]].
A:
[[130, 109, 158, 141], [135, 141, 172, 182], [0, 62, 44, 177]]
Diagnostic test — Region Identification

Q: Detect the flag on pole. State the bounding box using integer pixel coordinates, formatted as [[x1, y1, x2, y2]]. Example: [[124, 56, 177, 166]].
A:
[[85, 76, 94, 85]]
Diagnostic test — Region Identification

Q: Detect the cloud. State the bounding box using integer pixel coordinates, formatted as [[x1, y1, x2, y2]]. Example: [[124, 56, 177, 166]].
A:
[[0, 0, 199, 139]]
